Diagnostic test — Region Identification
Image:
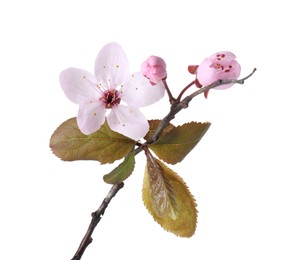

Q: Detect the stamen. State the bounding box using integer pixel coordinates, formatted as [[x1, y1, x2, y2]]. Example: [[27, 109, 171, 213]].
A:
[[83, 75, 103, 96], [112, 107, 126, 127], [97, 82, 108, 92], [101, 89, 121, 109], [107, 78, 113, 91], [216, 53, 225, 61], [212, 63, 224, 71], [224, 65, 233, 73]]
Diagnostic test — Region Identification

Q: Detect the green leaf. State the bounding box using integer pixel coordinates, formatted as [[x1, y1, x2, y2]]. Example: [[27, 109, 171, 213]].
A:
[[50, 118, 136, 164], [103, 150, 135, 184], [142, 157, 197, 237], [149, 121, 211, 164], [143, 120, 174, 142]]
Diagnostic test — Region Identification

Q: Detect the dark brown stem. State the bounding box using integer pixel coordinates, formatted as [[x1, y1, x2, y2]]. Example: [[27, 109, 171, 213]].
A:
[[71, 182, 124, 260], [162, 79, 176, 105], [176, 80, 197, 102]]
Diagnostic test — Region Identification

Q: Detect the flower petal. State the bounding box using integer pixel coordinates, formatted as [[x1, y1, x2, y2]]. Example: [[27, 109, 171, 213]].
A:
[[107, 105, 149, 140], [214, 60, 241, 90], [209, 51, 236, 65], [60, 68, 100, 104], [196, 58, 217, 86], [121, 72, 165, 107], [77, 98, 106, 135], [95, 42, 130, 87]]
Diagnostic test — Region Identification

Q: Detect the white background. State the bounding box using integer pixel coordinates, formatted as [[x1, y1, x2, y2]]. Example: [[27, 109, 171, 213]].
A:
[[1, 0, 291, 259]]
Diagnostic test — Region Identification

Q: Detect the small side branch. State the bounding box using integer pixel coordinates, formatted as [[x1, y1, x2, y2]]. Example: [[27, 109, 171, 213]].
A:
[[148, 68, 256, 143], [71, 182, 124, 260], [186, 68, 257, 101], [162, 79, 176, 104]]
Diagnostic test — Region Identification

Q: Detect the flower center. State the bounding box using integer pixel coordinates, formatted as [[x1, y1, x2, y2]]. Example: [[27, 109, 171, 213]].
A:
[[211, 53, 234, 73], [211, 63, 233, 73], [101, 90, 121, 108]]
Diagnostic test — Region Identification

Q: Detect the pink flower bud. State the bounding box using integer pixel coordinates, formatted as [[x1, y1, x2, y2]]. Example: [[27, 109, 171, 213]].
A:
[[197, 51, 241, 90], [141, 56, 167, 85]]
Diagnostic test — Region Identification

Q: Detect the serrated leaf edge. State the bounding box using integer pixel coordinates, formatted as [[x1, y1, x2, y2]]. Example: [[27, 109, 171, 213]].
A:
[[142, 158, 198, 237]]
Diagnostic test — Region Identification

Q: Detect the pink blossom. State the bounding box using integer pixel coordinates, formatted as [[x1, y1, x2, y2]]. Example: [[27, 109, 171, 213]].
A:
[[59, 43, 165, 140], [197, 51, 241, 90], [141, 56, 167, 85]]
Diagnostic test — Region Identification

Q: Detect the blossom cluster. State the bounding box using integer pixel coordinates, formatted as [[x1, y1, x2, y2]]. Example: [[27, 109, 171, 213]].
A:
[[60, 42, 240, 140]]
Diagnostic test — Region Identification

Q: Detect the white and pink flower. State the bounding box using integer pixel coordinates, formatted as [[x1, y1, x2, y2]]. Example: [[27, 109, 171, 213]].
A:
[[59, 42, 165, 140]]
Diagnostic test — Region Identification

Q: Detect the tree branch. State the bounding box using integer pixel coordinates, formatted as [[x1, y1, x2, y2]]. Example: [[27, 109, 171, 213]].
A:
[[147, 68, 256, 143], [186, 68, 257, 101], [71, 182, 124, 260], [69, 68, 256, 260]]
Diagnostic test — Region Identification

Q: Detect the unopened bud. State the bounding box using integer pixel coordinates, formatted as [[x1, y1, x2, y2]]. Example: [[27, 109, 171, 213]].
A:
[[141, 56, 167, 85]]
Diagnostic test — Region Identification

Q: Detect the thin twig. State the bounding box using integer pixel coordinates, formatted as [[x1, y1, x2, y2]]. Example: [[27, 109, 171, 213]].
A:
[[148, 68, 257, 143], [187, 68, 257, 101], [162, 79, 176, 104], [176, 79, 197, 102], [71, 183, 124, 260]]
